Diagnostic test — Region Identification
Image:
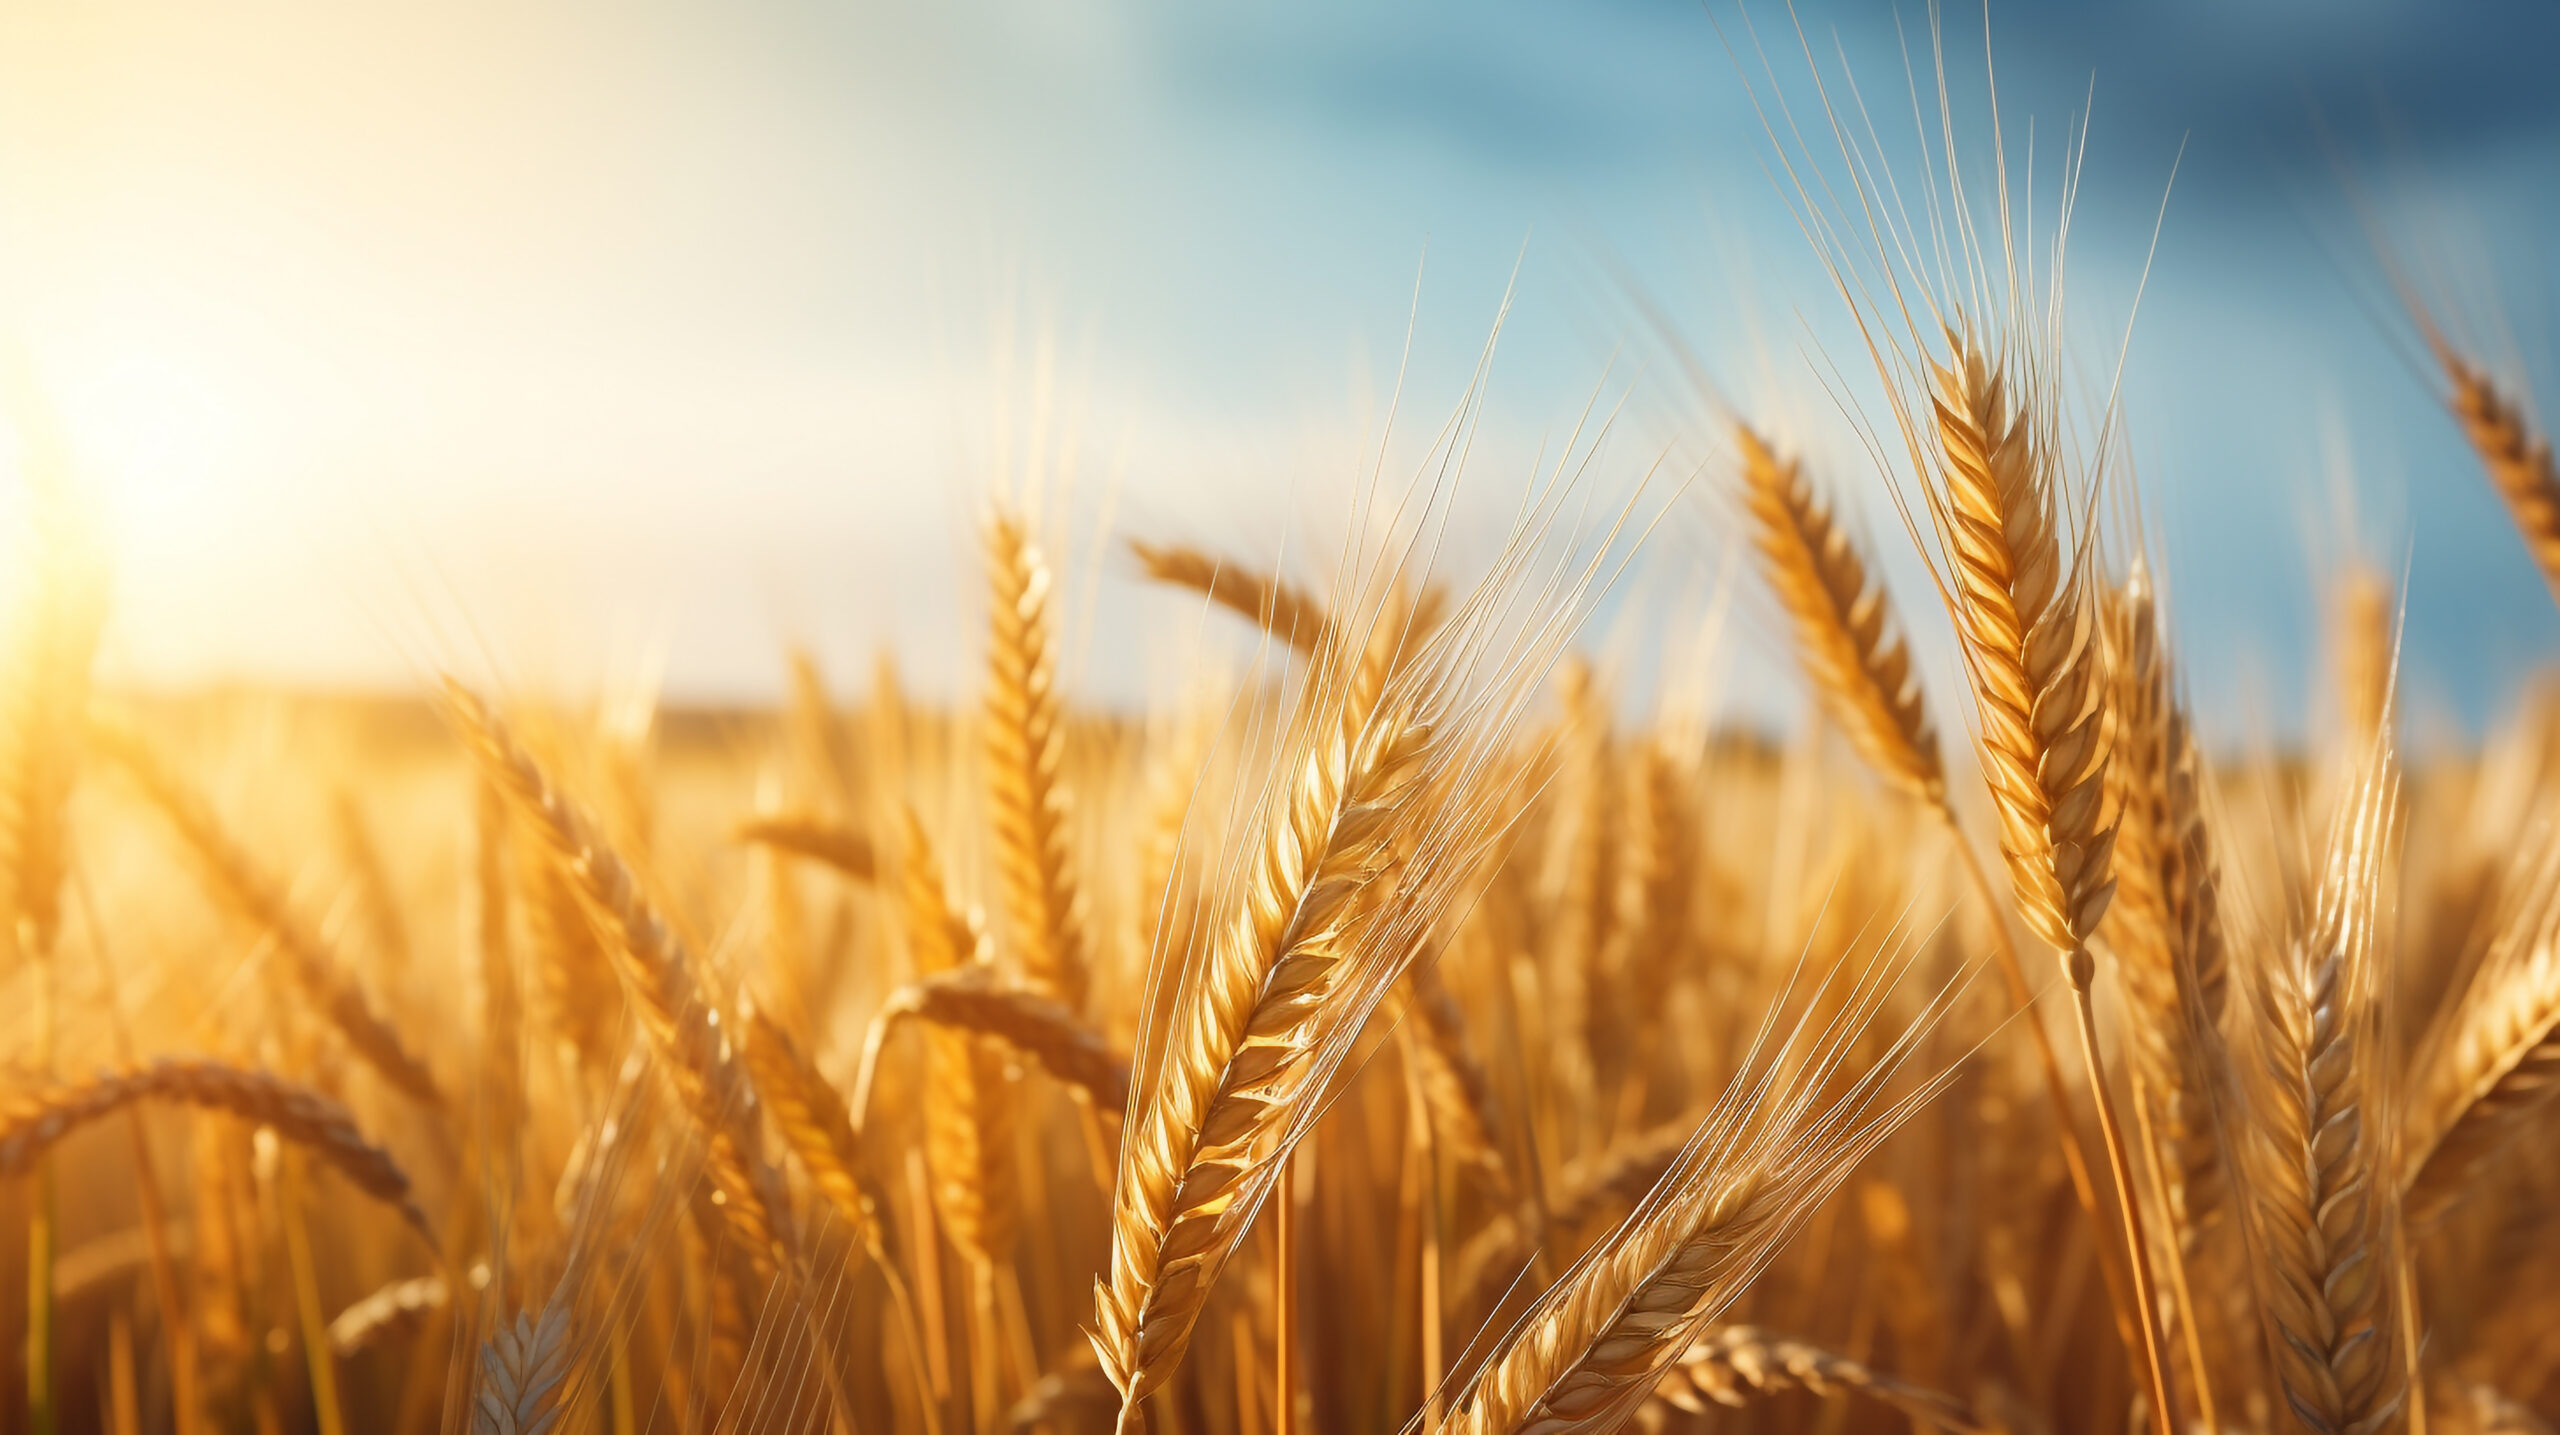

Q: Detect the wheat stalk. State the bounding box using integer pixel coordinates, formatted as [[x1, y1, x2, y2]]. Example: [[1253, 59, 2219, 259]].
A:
[[1648, 1324, 1986, 1433], [734, 814, 877, 883], [2443, 357, 2560, 608], [986, 508, 1092, 1010], [0, 1058, 430, 1238], [91, 720, 447, 1112], [1131, 539, 1330, 655], [2234, 750, 2405, 1435], [1738, 424, 1944, 804]]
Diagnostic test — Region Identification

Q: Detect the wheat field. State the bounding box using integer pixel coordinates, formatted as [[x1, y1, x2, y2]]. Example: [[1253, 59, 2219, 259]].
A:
[[6, 26, 2560, 1435]]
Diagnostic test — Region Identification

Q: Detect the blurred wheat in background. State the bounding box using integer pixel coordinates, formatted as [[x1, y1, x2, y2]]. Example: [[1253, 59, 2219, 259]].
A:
[[5, 7, 2560, 1435]]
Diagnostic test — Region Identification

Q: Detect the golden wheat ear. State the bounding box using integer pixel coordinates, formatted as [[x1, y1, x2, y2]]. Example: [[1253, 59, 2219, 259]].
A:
[[2403, 830, 2560, 1223], [1737, 423, 1945, 805], [986, 507, 1093, 1011], [1648, 1325, 1987, 1433], [734, 813, 877, 882], [2100, 563, 2230, 1247], [1130, 538, 1331, 655], [0, 1058, 432, 1240], [1094, 487, 1614, 1425], [2230, 741, 2407, 1435], [2442, 358, 2560, 609], [443, 680, 796, 1277], [88, 719, 448, 1114], [1440, 939, 1968, 1435]]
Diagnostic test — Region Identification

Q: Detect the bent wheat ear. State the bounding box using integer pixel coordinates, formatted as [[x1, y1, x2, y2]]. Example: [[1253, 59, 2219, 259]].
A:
[[2233, 748, 2405, 1435], [90, 720, 446, 1112], [2403, 834, 2560, 1222], [854, 964, 1132, 1120], [1650, 1325, 1986, 1434], [0, 1058, 430, 1239], [986, 508, 1092, 1009], [1130, 538, 1330, 656], [1739, 424, 1944, 805], [443, 681, 793, 1275], [734, 814, 876, 883], [2443, 357, 2560, 608]]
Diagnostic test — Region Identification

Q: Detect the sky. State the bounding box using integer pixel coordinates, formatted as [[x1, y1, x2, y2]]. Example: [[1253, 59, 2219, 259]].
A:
[[0, 0, 2554, 740]]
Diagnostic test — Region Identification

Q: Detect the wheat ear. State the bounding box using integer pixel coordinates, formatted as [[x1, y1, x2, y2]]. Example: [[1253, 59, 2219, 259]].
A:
[[1738, 424, 1945, 803], [1130, 539, 1330, 655], [2443, 357, 2560, 608], [90, 720, 447, 1111], [741, 1006, 888, 1252], [1648, 1325, 1987, 1433], [1093, 695, 1430, 1424], [853, 963, 1133, 1123], [899, 806, 1022, 1268], [1921, 334, 2172, 1428], [1924, 337, 2117, 960], [733, 814, 876, 883], [1444, 962, 1957, 1435], [1451, 1119, 1694, 1317], [1406, 960, 1516, 1205], [2333, 566, 2397, 755], [472, 1294, 573, 1435], [444, 680, 793, 1276], [2101, 563, 2230, 1246], [2235, 749, 2405, 1435], [985, 508, 1092, 1009], [0, 1058, 429, 1238], [2403, 835, 2560, 1222], [1742, 414, 2134, 1352]]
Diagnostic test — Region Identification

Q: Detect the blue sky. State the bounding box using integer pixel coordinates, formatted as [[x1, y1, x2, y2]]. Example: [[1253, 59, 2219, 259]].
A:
[[0, 0, 2553, 739]]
